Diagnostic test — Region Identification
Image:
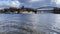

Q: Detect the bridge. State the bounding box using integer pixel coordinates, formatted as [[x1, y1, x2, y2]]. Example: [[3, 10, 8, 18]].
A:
[[37, 6, 59, 13], [37, 6, 58, 10]]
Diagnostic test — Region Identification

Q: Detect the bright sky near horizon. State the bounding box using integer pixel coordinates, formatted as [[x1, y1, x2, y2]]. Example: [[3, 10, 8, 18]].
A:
[[0, 0, 60, 8]]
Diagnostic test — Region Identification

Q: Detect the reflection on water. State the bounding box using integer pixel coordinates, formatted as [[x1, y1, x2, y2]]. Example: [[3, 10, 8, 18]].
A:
[[0, 14, 60, 34]]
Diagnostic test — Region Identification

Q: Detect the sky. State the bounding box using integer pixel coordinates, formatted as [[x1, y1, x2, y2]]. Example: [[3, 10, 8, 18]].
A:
[[0, 0, 60, 8]]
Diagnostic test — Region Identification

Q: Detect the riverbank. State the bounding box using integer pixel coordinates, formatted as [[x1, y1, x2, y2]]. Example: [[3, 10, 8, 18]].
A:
[[0, 6, 60, 14]]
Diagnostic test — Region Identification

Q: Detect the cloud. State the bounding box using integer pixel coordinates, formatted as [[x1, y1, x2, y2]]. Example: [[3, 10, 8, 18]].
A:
[[54, 0, 60, 4], [26, 0, 50, 8], [56, 0, 60, 6], [25, 0, 58, 8], [30, 0, 40, 2], [19, 0, 60, 8], [29, 0, 43, 3], [51, 0, 60, 7], [0, 0, 20, 8], [10, 0, 20, 7]]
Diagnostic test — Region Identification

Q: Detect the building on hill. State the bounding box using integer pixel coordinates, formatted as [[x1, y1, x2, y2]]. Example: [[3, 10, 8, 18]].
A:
[[19, 8, 36, 14], [0, 6, 37, 14], [53, 8, 60, 14], [18, 6, 37, 14]]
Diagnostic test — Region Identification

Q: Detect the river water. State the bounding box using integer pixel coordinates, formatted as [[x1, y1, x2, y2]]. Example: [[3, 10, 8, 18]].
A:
[[0, 14, 60, 34]]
